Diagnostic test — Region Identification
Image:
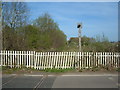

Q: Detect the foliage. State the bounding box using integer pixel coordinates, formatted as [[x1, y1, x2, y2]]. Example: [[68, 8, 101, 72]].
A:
[[2, 26, 17, 50], [78, 65, 118, 72], [3, 14, 67, 51], [33, 13, 59, 31], [32, 13, 67, 51], [49, 29, 67, 51], [116, 68, 120, 72], [67, 35, 118, 52]]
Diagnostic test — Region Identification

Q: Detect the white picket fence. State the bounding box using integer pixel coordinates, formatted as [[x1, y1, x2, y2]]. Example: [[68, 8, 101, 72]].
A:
[[0, 50, 120, 69]]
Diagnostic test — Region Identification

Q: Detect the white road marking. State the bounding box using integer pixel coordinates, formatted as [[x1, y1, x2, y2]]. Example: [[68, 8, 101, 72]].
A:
[[23, 74, 118, 77], [24, 74, 56, 77], [108, 77, 114, 80], [48, 75, 56, 76], [11, 74, 16, 76], [2, 74, 16, 77], [24, 74, 44, 77], [61, 74, 118, 76], [33, 75, 48, 89], [2, 75, 17, 86], [33, 76, 45, 89]]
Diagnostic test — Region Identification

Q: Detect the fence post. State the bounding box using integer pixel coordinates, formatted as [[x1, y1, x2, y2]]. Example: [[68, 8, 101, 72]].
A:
[[18, 51, 19, 68], [28, 51, 30, 68], [12, 51, 14, 68], [37, 52, 39, 69], [10, 51, 12, 68], [34, 51, 37, 69], [0, 50, 3, 66], [19, 51, 22, 68], [26, 51, 28, 68], [60, 52, 62, 69], [50, 52, 53, 69], [8, 51, 10, 67], [2, 50, 4, 66]]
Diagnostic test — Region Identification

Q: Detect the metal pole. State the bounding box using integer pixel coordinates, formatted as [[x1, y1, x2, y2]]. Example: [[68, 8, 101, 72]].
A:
[[78, 27, 81, 52]]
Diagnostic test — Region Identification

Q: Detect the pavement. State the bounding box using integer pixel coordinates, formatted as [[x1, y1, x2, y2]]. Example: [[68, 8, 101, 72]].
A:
[[1, 72, 119, 89]]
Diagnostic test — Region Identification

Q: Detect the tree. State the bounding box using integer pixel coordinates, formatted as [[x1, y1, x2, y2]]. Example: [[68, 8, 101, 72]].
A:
[[49, 29, 67, 51], [67, 35, 117, 52], [0, 1, 2, 50], [2, 2, 29, 50], [2, 26, 17, 50], [21, 25, 40, 50], [33, 13, 59, 31], [95, 33, 109, 42], [2, 2, 28, 29], [33, 13, 67, 51]]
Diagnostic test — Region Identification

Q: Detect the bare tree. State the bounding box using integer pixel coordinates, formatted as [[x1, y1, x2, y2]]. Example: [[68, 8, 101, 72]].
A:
[[2, 2, 29, 50], [2, 2, 28, 29]]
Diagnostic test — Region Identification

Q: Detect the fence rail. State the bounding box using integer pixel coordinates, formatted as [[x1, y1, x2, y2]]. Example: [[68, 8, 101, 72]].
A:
[[0, 50, 120, 69]]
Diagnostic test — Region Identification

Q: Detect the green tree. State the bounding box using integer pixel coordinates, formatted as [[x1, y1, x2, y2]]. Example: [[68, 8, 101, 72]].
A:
[[33, 13, 67, 51], [49, 29, 67, 51], [2, 26, 17, 50], [33, 13, 59, 31]]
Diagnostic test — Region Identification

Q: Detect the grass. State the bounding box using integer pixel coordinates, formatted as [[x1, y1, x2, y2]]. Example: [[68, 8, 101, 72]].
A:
[[44, 68, 75, 73], [2, 66, 75, 74], [2, 66, 42, 74], [116, 68, 120, 72], [78, 65, 118, 72], [2, 65, 119, 74]]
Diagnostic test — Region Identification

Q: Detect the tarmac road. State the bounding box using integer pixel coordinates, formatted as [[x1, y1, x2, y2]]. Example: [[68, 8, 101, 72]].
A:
[[1, 73, 119, 89], [2, 74, 56, 89], [52, 75, 118, 88]]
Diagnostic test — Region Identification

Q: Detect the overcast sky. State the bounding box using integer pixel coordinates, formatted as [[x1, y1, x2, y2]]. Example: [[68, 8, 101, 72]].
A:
[[27, 2, 118, 41]]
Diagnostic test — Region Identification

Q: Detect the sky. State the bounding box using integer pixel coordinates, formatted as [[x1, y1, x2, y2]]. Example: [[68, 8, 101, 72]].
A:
[[27, 2, 118, 41]]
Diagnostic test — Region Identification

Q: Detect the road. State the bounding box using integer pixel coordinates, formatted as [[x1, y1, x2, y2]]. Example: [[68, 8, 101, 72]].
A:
[[1, 72, 119, 89]]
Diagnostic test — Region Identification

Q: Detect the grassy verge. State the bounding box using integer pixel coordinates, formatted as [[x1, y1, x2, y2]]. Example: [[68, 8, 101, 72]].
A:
[[2, 66, 42, 74], [2, 66, 75, 74], [2, 65, 119, 74], [44, 68, 75, 73], [78, 66, 119, 72], [116, 68, 120, 72]]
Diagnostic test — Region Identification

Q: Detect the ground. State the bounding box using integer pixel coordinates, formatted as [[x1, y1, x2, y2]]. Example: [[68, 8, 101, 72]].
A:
[[1, 70, 119, 89]]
